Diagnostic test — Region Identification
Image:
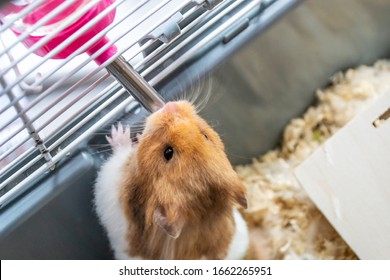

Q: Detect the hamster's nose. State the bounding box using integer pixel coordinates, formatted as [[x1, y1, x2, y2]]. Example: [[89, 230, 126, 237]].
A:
[[164, 102, 178, 113]]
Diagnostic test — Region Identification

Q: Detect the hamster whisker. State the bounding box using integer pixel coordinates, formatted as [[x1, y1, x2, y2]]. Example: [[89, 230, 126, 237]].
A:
[[180, 78, 187, 102], [160, 236, 176, 260], [196, 75, 213, 113], [193, 73, 203, 109], [183, 71, 197, 106], [89, 143, 112, 148], [172, 78, 186, 103], [207, 119, 221, 130], [131, 122, 146, 126], [187, 77, 202, 110], [191, 74, 212, 114], [88, 147, 114, 155], [129, 126, 145, 131], [229, 153, 253, 161], [89, 132, 113, 135], [129, 122, 146, 127]]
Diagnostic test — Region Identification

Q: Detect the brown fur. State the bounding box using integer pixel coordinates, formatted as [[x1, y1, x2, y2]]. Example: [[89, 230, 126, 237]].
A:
[[119, 101, 248, 259]]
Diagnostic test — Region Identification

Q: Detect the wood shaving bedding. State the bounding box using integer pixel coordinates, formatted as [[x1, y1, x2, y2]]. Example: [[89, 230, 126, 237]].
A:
[[236, 60, 390, 260]]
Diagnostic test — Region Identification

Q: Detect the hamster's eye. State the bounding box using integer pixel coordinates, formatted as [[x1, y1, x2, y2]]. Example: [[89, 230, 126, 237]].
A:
[[164, 146, 174, 161]]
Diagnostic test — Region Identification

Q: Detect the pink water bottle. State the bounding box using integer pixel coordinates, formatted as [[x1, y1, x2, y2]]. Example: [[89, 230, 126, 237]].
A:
[[1, 0, 117, 64]]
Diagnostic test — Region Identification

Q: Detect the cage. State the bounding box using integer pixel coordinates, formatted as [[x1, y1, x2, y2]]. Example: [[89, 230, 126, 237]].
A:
[[0, 0, 389, 259]]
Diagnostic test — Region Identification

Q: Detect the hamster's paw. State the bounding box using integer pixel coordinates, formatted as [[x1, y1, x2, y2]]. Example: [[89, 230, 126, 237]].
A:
[[106, 123, 132, 151], [135, 133, 142, 144]]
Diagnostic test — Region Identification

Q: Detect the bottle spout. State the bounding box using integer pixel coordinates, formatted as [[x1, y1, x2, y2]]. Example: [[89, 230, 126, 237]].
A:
[[106, 55, 165, 113]]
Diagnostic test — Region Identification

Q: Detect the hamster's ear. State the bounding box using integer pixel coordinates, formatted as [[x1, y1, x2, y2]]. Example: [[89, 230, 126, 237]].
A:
[[235, 191, 248, 209], [153, 205, 183, 239], [230, 179, 248, 209]]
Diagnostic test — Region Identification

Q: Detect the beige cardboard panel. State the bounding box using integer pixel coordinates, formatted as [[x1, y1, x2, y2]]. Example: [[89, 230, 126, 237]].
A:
[[295, 92, 390, 260]]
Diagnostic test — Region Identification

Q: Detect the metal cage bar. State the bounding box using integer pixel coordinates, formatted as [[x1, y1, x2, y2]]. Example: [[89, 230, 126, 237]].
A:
[[0, 0, 270, 207]]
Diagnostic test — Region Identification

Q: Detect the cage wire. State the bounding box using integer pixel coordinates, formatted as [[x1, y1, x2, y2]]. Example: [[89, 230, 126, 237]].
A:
[[0, 0, 268, 207]]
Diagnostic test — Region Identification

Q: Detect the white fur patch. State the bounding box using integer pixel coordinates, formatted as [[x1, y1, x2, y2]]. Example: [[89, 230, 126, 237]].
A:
[[224, 208, 250, 260], [94, 146, 133, 259]]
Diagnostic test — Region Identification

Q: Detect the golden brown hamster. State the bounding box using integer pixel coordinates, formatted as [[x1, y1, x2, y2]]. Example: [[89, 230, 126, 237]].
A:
[[94, 101, 250, 259]]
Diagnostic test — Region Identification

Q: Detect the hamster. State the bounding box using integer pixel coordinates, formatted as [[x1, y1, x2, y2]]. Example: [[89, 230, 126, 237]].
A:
[[94, 100, 252, 259]]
